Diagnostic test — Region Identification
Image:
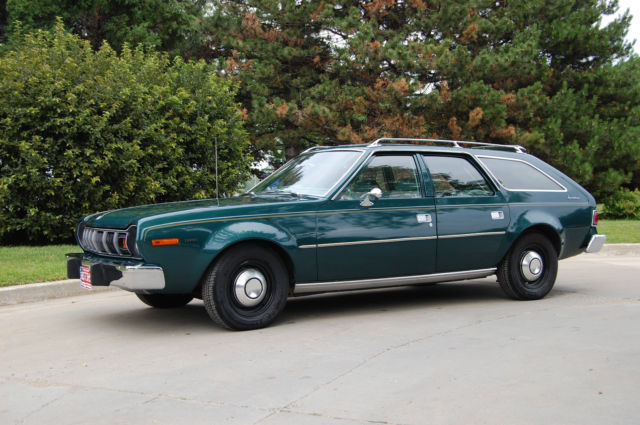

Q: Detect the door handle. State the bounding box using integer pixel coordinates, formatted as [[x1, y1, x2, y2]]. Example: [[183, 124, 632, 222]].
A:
[[416, 213, 433, 227]]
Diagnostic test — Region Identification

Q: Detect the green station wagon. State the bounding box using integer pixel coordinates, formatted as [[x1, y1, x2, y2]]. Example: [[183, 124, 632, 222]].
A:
[[67, 138, 606, 330]]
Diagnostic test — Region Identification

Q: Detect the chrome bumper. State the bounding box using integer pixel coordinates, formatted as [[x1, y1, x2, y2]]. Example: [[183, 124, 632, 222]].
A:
[[66, 253, 165, 291], [586, 234, 607, 253]]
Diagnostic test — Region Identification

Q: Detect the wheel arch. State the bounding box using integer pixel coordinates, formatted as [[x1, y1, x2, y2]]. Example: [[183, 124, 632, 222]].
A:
[[504, 208, 564, 260], [511, 224, 562, 257], [195, 238, 296, 298]]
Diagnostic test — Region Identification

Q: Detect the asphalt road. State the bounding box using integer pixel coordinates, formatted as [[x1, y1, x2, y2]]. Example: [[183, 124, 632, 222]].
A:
[[1, 254, 639, 425]]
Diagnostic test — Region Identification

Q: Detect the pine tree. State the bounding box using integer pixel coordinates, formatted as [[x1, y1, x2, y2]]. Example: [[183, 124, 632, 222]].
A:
[[203, 0, 640, 201], [3, 0, 206, 56]]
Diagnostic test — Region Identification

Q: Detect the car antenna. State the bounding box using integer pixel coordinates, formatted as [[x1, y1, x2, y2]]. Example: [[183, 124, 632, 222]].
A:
[[215, 136, 220, 207]]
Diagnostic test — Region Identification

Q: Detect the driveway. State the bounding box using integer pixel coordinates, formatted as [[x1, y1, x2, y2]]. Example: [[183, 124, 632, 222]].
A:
[[1, 253, 639, 425]]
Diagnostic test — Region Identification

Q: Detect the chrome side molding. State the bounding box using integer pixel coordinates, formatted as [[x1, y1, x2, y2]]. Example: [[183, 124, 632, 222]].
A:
[[293, 268, 497, 295]]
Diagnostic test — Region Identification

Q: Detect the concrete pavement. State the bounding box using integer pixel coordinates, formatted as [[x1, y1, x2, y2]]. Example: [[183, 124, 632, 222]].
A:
[[1, 252, 639, 424]]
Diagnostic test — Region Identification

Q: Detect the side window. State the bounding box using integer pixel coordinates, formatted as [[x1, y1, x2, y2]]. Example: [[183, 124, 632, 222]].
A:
[[422, 155, 493, 197], [477, 157, 566, 191], [340, 155, 421, 200]]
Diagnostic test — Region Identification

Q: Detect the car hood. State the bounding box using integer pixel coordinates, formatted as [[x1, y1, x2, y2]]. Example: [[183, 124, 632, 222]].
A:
[[82, 195, 320, 229]]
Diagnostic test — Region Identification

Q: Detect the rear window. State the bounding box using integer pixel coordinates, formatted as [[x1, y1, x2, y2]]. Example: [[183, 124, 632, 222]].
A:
[[478, 157, 565, 191]]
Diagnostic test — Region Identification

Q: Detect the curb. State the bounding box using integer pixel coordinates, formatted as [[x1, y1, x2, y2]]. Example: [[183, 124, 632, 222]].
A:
[[597, 243, 640, 256], [1, 243, 639, 307], [0, 280, 116, 307]]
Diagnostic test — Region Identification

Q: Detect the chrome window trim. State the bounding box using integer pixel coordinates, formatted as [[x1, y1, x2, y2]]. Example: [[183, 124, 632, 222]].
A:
[[330, 150, 375, 201], [474, 155, 568, 193], [421, 154, 496, 197], [321, 149, 367, 197], [434, 203, 509, 209], [329, 150, 425, 201], [510, 202, 589, 208], [294, 268, 497, 294], [247, 149, 366, 198]]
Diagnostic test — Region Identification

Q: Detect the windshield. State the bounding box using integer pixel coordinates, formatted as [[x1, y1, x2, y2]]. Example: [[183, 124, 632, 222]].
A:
[[251, 150, 363, 197]]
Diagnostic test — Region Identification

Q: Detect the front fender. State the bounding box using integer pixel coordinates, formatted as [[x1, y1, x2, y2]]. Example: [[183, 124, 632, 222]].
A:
[[139, 214, 317, 293], [203, 221, 297, 253], [203, 219, 317, 283]]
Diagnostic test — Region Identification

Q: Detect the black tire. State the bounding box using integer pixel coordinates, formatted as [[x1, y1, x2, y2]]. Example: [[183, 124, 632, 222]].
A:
[[136, 293, 194, 308], [202, 244, 289, 330], [497, 233, 558, 300]]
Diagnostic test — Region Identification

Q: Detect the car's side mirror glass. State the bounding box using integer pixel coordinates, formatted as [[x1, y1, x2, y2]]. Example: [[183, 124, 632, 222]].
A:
[[360, 187, 382, 207]]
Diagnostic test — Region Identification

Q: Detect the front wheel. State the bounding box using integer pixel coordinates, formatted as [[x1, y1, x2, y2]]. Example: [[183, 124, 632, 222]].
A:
[[202, 244, 289, 330], [497, 233, 558, 300], [136, 293, 194, 308]]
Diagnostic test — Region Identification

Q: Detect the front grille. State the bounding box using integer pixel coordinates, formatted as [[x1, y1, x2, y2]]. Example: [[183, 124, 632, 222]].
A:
[[78, 225, 139, 258]]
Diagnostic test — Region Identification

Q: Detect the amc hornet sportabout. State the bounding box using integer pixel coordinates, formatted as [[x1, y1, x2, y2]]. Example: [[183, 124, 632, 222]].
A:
[[67, 138, 606, 330]]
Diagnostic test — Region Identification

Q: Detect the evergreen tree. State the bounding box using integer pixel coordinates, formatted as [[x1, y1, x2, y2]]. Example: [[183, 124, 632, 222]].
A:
[[202, 0, 335, 160], [4, 0, 206, 56], [0, 0, 7, 46], [203, 0, 640, 202]]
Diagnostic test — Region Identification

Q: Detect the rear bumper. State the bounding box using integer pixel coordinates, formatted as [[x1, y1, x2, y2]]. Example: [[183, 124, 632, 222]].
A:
[[66, 253, 165, 291], [585, 234, 607, 253]]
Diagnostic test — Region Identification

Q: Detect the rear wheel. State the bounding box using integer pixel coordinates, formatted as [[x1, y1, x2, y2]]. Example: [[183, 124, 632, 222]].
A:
[[136, 293, 194, 308], [498, 233, 558, 300], [202, 244, 289, 330]]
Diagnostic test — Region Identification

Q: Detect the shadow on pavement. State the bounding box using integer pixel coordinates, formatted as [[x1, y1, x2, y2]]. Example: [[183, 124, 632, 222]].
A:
[[88, 277, 573, 331], [279, 279, 505, 323]]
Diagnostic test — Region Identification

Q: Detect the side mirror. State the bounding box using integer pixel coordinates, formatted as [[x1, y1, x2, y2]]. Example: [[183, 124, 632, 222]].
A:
[[360, 187, 382, 207]]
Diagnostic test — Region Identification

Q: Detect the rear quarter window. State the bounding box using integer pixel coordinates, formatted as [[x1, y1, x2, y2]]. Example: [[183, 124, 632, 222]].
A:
[[478, 156, 566, 191]]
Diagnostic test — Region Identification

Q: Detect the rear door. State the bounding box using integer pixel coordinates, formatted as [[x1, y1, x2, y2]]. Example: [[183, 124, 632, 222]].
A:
[[420, 154, 510, 272]]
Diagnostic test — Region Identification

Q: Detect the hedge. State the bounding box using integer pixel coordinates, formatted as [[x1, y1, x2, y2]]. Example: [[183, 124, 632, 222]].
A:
[[0, 23, 250, 244]]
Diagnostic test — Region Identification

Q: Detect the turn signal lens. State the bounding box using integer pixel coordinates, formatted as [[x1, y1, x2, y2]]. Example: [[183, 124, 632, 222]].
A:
[[151, 238, 180, 247], [592, 210, 599, 227]]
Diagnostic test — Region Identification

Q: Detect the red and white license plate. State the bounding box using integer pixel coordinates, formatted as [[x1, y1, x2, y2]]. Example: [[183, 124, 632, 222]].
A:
[[80, 265, 92, 290]]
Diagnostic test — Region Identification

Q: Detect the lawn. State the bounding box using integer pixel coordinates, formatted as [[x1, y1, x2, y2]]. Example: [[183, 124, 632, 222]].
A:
[[0, 221, 637, 287], [0, 245, 81, 287], [597, 219, 640, 244]]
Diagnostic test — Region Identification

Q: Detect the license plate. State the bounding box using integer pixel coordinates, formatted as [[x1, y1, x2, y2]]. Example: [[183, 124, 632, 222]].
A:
[[80, 265, 92, 290]]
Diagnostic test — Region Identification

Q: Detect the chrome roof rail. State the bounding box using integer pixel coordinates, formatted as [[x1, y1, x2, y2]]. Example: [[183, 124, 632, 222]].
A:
[[300, 146, 322, 154], [368, 138, 526, 153]]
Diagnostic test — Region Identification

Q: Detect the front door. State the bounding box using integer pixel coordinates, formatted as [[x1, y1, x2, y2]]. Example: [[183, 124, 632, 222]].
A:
[[316, 154, 437, 281], [420, 154, 510, 273]]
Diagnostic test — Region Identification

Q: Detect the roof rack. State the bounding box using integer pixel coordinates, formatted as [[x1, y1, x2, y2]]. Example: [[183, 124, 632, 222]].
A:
[[368, 138, 526, 153]]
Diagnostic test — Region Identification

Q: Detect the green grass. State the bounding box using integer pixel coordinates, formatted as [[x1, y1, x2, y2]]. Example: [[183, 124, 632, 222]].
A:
[[597, 219, 640, 244], [0, 245, 81, 287]]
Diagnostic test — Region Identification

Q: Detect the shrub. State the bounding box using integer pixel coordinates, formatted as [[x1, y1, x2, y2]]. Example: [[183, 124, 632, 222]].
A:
[[0, 23, 250, 244], [603, 188, 640, 220]]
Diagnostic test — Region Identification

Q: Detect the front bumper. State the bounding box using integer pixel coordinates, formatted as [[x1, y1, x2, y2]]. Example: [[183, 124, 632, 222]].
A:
[[66, 253, 165, 291], [585, 234, 607, 253]]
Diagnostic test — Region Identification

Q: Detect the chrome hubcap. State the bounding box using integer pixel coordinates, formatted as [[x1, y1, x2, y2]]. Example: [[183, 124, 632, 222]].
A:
[[234, 268, 267, 307], [521, 251, 544, 282]]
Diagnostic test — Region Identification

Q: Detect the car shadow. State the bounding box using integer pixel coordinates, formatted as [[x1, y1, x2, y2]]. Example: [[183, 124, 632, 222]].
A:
[[278, 278, 505, 324], [91, 278, 570, 331]]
